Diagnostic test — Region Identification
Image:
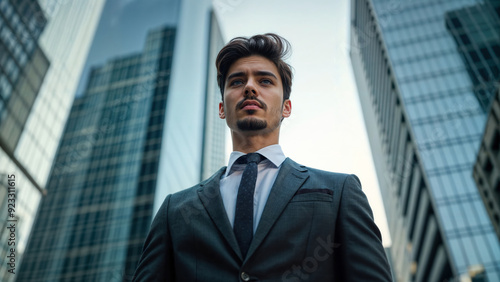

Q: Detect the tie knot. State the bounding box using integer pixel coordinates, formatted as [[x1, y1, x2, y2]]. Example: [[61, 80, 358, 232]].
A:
[[238, 153, 264, 165]]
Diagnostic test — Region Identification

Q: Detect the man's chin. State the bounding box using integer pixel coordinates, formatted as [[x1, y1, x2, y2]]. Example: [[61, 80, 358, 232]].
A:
[[236, 117, 267, 131]]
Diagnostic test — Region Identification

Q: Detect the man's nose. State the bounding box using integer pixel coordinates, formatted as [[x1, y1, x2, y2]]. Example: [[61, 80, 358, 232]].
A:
[[244, 79, 257, 97]]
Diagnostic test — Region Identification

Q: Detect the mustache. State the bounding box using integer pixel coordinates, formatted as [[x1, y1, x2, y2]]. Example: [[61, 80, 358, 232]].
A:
[[236, 97, 267, 110]]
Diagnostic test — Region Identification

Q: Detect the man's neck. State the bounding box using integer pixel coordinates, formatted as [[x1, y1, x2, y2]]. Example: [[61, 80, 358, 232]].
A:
[[231, 131, 280, 154]]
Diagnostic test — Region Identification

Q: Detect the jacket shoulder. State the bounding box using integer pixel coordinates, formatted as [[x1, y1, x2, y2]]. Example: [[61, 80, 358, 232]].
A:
[[168, 184, 200, 204], [302, 164, 358, 189], [306, 166, 350, 179]]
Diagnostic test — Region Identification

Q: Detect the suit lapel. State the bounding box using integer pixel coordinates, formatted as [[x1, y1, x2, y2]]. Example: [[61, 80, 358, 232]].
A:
[[197, 167, 243, 260], [246, 158, 309, 260]]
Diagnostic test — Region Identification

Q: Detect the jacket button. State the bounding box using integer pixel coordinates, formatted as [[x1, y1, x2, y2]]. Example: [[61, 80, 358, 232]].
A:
[[241, 272, 250, 281]]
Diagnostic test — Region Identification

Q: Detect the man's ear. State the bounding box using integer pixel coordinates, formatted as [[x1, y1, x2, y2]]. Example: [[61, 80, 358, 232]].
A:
[[282, 99, 292, 118], [219, 102, 225, 119]]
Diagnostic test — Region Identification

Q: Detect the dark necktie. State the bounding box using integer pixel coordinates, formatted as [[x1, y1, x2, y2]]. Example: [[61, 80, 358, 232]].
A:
[[233, 153, 263, 258]]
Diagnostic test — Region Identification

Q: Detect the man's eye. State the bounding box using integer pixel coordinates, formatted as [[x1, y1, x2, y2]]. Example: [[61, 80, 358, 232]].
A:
[[230, 80, 243, 86], [261, 79, 272, 84]]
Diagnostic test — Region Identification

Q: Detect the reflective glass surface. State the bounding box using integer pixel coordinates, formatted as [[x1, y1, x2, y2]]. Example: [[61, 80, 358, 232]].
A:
[[0, 1, 104, 281], [372, 0, 500, 280], [18, 27, 176, 281]]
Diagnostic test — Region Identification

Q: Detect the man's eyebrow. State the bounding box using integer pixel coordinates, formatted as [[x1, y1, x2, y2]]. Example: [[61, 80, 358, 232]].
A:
[[227, 71, 246, 81], [254, 71, 278, 79], [226, 70, 278, 81]]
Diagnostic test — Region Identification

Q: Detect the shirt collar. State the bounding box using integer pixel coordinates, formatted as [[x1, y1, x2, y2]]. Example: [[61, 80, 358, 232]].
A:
[[225, 144, 286, 177]]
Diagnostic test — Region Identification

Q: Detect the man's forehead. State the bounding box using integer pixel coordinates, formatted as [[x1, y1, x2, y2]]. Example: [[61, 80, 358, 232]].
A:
[[227, 55, 279, 75]]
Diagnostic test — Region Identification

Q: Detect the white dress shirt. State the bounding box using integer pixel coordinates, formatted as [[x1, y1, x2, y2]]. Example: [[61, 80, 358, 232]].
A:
[[220, 144, 286, 233]]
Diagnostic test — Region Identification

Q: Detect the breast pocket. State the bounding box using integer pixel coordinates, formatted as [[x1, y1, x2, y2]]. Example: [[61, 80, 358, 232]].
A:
[[265, 189, 336, 264], [290, 189, 333, 202]]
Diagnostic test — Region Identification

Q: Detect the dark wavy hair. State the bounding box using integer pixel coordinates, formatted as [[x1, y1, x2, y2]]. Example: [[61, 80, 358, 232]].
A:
[[216, 33, 293, 101]]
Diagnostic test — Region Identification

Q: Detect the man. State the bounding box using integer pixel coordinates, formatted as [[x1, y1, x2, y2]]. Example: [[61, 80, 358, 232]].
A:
[[134, 33, 392, 281]]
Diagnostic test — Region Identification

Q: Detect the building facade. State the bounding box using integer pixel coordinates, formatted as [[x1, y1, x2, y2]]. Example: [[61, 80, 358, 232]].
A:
[[474, 88, 500, 240], [154, 0, 226, 215], [201, 12, 226, 181], [18, 0, 225, 280], [350, 0, 500, 281], [18, 26, 176, 281], [0, 1, 104, 281], [444, 0, 500, 112]]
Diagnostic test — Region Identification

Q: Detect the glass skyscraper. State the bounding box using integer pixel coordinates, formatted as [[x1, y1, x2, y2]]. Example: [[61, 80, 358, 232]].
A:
[[18, 0, 225, 280], [444, 0, 500, 112], [474, 88, 500, 241], [0, 0, 48, 153], [0, 1, 104, 281], [19, 26, 177, 281], [154, 0, 226, 215], [350, 0, 500, 281], [201, 12, 226, 181]]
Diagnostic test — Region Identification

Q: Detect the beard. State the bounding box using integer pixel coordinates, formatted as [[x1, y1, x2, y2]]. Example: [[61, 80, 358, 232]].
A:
[[237, 116, 268, 131]]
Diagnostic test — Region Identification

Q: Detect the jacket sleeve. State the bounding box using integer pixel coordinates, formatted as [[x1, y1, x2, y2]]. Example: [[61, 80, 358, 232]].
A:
[[335, 174, 393, 281], [133, 194, 174, 282]]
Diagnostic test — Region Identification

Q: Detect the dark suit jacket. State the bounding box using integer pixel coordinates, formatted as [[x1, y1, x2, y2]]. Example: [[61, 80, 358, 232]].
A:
[[133, 158, 392, 281]]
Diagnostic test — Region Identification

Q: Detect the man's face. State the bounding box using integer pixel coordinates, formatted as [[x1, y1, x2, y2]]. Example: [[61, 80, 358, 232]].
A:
[[219, 55, 291, 135]]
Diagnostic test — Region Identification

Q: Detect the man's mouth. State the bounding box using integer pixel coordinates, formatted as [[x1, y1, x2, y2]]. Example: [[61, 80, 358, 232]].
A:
[[240, 100, 262, 110]]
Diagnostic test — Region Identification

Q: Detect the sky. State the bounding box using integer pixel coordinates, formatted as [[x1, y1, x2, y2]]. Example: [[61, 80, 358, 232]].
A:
[[76, 0, 390, 246]]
